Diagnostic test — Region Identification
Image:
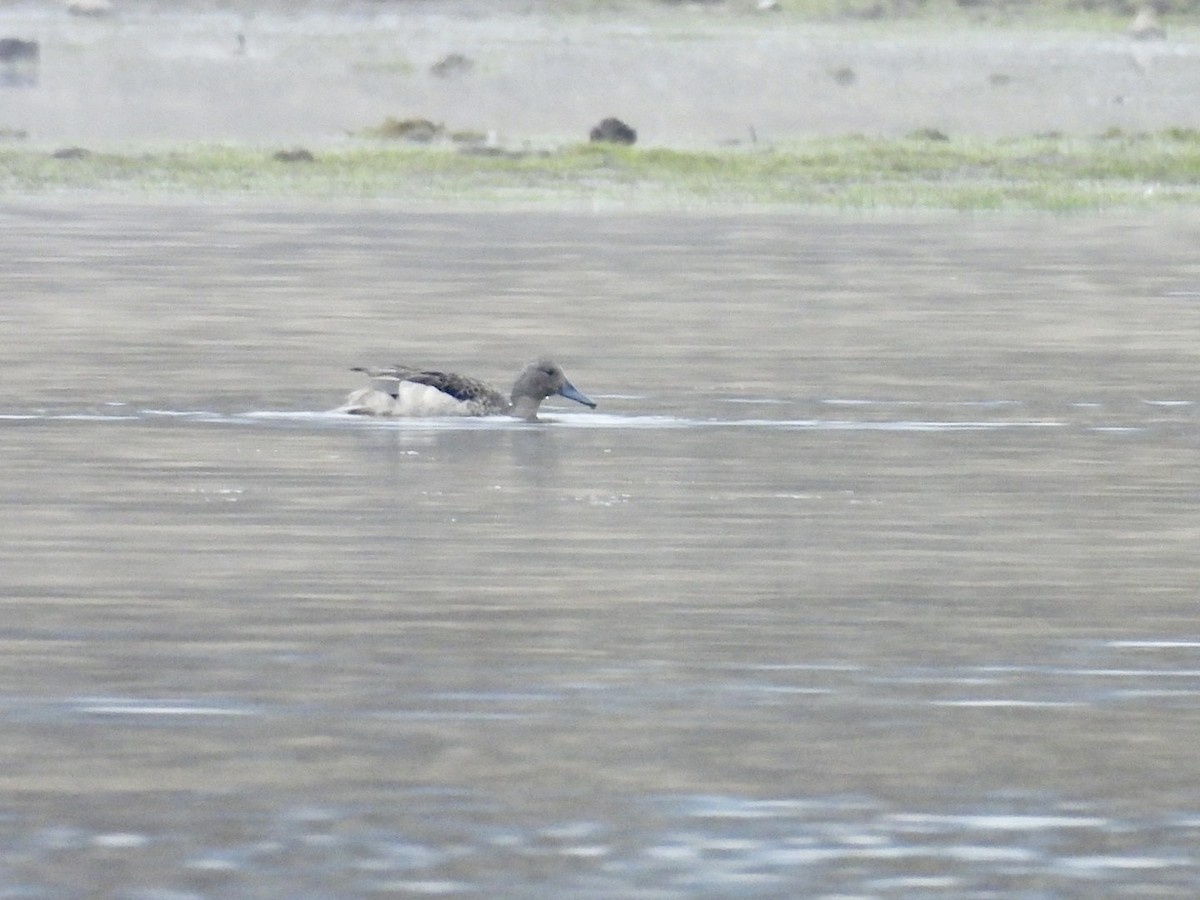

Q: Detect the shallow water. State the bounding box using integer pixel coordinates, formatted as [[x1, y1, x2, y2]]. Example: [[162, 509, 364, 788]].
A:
[[3, 203, 1200, 897]]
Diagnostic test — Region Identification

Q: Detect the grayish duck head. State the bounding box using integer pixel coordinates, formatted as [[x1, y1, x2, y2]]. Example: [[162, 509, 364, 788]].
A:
[[511, 357, 597, 421]]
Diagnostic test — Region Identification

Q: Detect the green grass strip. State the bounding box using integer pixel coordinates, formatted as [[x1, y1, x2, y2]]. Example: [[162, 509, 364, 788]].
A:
[[3, 130, 1200, 211]]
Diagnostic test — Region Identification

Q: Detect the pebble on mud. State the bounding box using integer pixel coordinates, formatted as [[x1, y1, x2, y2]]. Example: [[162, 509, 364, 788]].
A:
[[0, 38, 38, 61], [66, 0, 114, 16], [830, 66, 856, 85], [430, 53, 474, 78], [0, 37, 39, 87]]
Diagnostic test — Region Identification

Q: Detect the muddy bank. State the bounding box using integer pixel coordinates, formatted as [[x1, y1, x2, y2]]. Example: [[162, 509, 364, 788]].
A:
[[1, 2, 1198, 146]]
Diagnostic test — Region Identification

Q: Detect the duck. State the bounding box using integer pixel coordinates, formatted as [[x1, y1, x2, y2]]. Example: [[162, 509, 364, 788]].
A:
[[338, 357, 597, 421]]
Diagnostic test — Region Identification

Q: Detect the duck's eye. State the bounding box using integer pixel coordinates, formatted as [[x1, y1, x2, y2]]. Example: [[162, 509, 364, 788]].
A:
[[541, 367, 556, 376]]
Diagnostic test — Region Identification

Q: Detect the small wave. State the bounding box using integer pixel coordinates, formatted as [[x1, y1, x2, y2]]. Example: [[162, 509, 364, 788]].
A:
[[929, 699, 1089, 709], [142, 409, 224, 418], [74, 697, 257, 718], [821, 398, 1024, 408], [725, 419, 1065, 432], [0, 408, 1082, 432], [888, 813, 1109, 831], [0, 412, 143, 421]]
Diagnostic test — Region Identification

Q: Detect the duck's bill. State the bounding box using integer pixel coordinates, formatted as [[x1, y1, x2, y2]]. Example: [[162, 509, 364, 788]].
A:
[[558, 381, 597, 409]]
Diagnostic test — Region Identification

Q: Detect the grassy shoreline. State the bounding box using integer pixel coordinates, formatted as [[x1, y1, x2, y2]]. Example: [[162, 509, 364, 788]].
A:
[[3, 132, 1200, 211]]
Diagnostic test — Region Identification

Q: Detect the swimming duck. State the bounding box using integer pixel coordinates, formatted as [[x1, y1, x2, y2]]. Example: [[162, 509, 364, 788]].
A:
[[339, 357, 597, 421]]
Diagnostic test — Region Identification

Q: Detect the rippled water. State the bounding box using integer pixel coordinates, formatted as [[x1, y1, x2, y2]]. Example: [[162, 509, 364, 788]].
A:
[[3, 203, 1200, 897]]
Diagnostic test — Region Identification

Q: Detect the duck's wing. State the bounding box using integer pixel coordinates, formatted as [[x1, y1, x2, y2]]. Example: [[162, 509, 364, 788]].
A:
[[351, 364, 421, 379], [350, 364, 422, 399], [350, 364, 507, 411], [402, 369, 506, 407]]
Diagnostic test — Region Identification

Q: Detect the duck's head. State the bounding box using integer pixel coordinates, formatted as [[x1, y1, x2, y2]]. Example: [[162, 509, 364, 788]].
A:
[[510, 357, 597, 420]]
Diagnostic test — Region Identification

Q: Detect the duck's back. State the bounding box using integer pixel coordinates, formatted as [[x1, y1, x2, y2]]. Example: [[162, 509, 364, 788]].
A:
[[340, 365, 509, 417], [406, 369, 508, 412]]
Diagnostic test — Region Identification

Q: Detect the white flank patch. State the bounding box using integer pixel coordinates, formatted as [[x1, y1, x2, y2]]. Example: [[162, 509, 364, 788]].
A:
[[393, 381, 477, 416]]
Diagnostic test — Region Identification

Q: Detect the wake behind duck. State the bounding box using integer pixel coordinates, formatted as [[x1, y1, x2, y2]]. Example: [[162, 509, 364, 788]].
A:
[[338, 357, 597, 421]]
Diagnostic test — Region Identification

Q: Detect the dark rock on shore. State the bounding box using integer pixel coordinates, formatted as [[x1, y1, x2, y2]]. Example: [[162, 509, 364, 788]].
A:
[[0, 37, 39, 88], [589, 117, 637, 145], [272, 148, 315, 162], [430, 53, 473, 78], [363, 117, 443, 142], [0, 38, 38, 61]]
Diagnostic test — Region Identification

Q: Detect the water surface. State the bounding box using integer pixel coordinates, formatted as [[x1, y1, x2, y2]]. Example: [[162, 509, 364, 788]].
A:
[[2, 204, 1200, 897]]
